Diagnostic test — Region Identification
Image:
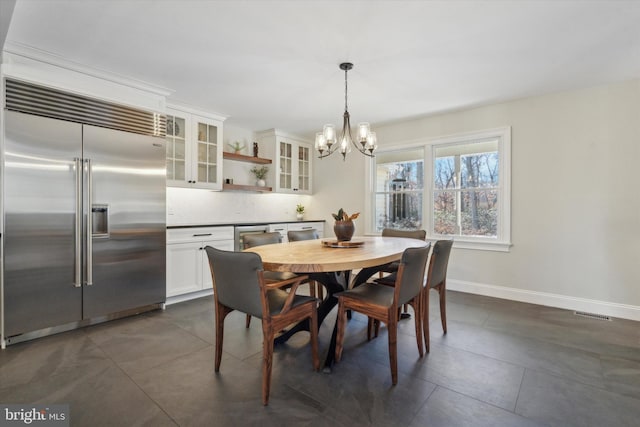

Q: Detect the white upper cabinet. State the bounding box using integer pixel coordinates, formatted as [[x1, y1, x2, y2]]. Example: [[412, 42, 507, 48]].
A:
[[166, 106, 224, 190], [257, 129, 312, 194]]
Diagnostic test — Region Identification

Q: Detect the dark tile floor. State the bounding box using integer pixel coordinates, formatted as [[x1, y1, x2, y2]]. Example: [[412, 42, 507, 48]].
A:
[[1, 290, 639, 426]]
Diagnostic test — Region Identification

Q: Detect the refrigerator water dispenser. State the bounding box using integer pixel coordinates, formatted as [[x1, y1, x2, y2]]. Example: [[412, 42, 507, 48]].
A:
[[92, 204, 109, 237]]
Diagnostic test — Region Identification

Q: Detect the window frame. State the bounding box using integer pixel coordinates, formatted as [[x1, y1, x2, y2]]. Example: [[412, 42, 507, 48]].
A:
[[366, 126, 511, 252], [371, 147, 426, 232]]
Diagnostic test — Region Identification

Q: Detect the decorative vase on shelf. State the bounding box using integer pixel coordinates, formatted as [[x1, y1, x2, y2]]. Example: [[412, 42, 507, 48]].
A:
[[296, 213, 304, 220], [333, 220, 355, 242], [250, 165, 269, 187]]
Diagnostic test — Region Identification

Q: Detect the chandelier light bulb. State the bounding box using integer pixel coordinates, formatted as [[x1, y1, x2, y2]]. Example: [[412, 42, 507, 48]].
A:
[[358, 122, 370, 145], [366, 131, 377, 153], [315, 132, 327, 153], [323, 124, 336, 147]]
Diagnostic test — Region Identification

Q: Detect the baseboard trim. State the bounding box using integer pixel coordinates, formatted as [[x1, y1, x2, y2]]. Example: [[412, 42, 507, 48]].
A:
[[166, 289, 213, 306], [447, 279, 640, 322]]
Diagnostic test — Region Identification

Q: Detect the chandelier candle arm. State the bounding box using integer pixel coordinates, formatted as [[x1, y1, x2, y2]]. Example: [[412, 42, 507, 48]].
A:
[[316, 62, 377, 160]]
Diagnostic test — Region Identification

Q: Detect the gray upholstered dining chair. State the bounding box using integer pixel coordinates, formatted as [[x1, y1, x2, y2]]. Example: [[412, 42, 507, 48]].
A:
[[334, 244, 430, 385], [286, 228, 323, 299], [423, 239, 453, 352], [377, 228, 427, 316], [243, 231, 283, 249], [205, 246, 319, 405], [242, 231, 298, 328], [287, 228, 319, 241]]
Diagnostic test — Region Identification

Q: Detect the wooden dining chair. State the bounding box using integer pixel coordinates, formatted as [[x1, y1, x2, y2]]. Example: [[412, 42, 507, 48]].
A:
[[423, 239, 453, 353], [334, 245, 430, 385], [205, 246, 319, 405], [286, 228, 323, 299], [242, 232, 298, 328]]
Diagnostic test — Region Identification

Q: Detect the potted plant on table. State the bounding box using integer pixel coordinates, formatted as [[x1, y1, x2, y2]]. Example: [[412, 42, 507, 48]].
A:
[[250, 165, 269, 187], [332, 208, 359, 241], [296, 204, 305, 220]]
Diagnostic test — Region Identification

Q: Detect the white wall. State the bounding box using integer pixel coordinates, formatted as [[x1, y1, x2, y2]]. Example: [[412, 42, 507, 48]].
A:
[[316, 79, 640, 319], [313, 152, 368, 237]]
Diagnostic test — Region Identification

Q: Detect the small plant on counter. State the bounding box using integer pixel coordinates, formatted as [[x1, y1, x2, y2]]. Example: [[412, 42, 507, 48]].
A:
[[296, 204, 305, 214], [332, 208, 359, 222], [250, 165, 269, 180]]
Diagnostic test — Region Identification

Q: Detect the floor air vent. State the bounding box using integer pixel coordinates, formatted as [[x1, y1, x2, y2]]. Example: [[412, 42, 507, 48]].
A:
[[574, 311, 612, 321]]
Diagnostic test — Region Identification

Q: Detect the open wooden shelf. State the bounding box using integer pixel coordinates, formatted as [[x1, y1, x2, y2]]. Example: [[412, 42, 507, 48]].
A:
[[223, 152, 272, 164], [223, 183, 272, 192]]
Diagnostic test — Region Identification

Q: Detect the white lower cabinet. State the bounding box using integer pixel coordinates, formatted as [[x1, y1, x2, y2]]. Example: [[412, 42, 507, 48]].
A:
[[166, 227, 234, 298]]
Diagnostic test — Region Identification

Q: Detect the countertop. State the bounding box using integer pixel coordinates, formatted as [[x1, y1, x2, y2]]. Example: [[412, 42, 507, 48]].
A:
[[167, 219, 325, 229]]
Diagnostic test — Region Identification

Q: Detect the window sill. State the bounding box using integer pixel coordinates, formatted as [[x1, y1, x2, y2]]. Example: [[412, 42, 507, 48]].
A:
[[367, 233, 511, 252], [429, 237, 511, 252]]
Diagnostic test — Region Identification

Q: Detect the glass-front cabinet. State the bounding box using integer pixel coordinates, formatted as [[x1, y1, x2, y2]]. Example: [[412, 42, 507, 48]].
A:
[[258, 129, 312, 194], [166, 114, 187, 182], [166, 106, 224, 190], [195, 118, 220, 186]]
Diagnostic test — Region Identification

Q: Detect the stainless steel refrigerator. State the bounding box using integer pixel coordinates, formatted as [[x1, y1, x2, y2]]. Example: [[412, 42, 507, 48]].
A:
[[2, 80, 166, 345]]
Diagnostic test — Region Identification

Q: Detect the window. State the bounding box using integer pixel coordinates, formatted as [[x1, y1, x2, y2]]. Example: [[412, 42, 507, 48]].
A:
[[368, 127, 511, 251], [433, 140, 499, 237], [372, 148, 425, 232], [429, 127, 510, 250]]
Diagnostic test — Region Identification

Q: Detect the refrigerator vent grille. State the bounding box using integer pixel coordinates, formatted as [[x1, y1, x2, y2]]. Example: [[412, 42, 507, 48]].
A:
[[5, 79, 166, 137]]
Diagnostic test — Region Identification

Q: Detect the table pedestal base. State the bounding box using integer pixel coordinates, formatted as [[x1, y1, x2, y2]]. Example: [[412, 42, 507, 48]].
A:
[[273, 265, 387, 371]]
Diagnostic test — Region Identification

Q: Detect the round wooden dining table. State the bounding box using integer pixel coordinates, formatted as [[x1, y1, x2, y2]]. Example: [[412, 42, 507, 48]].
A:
[[247, 236, 427, 273], [245, 236, 429, 371]]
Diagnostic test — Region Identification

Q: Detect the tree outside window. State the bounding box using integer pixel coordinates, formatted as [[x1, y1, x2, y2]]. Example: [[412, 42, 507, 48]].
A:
[[368, 127, 510, 251], [434, 140, 499, 237], [373, 148, 424, 232]]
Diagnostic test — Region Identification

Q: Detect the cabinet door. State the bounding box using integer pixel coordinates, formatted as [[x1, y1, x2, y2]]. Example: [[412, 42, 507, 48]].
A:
[[167, 242, 201, 297], [166, 114, 191, 187], [200, 239, 234, 289], [296, 144, 311, 192], [192, 115, 222, 190], [278, 139, 294, 191]]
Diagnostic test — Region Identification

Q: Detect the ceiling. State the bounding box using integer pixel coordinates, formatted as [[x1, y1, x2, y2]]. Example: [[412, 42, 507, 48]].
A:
[[3, 0, 640, 137]]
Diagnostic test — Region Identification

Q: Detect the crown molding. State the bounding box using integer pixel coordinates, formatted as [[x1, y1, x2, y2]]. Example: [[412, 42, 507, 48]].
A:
[[3, 41, 173, 97]]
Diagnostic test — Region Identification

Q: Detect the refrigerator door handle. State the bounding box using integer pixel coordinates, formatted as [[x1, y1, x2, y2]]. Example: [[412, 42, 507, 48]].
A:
[[74, 157, 82, 287], [85, 158, 93, 286]]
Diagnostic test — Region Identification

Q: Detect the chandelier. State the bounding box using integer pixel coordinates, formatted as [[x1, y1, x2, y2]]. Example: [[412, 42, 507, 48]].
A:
[[315, 62, 377, 160]]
